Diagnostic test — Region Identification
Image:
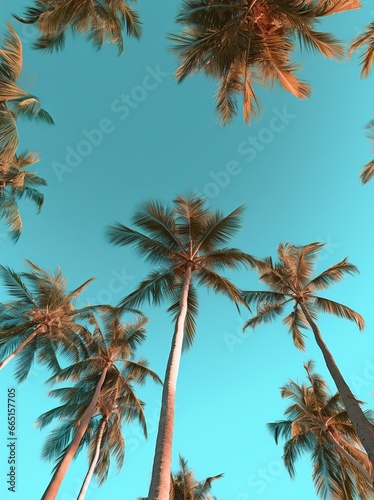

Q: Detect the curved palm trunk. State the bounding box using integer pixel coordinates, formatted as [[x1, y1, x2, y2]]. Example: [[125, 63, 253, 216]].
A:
[[147, 264, 192, 500], [327, 430, 373, 483], [300, 302, 374, 478], [41, 364, 110, 500], [77, 416, 108, 500], [0, 325, 41, 370]]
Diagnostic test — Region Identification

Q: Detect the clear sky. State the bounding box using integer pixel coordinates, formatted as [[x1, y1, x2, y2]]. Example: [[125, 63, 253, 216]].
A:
[[0, 1, 374, 499]]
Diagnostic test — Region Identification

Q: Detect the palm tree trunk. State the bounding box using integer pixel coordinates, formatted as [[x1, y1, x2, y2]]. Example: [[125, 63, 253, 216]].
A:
[[41, 364, 110, 500], [327, 430, 373, 483], [147, 263, 193, 500], [77, 416, 108, 500], [0, 325, 41, 370], [300, 302, 374, 477]]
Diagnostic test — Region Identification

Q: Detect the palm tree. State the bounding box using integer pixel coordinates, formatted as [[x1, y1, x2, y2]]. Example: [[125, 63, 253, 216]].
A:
[[0, 152, 46, 241], [269, 360, 374, 499], [169, 0, 361, 124], [106, 195, 254, 499], [0, 260, 95, 381], [0, 23, 53, 162], [40, 312, 161, 500], [349, 24, 374, 184], [243, 242, 374, 476], [170, 455, 223, 499], [14, 0, 142, 54]]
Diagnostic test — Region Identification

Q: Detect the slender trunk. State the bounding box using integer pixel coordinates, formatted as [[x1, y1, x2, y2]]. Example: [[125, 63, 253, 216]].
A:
[[327, 430, 373, 483], [41, 364, 110, 500], [77, 417, 108, 500], [147, 264, 193, 500], [0, 326, 41, 370], [300, 302, 374, 476]]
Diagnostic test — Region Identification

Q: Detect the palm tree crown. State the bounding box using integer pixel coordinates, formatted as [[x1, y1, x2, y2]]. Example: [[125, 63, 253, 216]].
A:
[[269, 361, 374, 499], [40, 311, 161, 499], [243, 242, 364, 350], [14, 0, 142, 54], [0, 23, 53, 162], [0, 260, 95, 381], [0, 152, 46, 241], [107, 195, 254, 345], [170, 0, 361, 124], [171, 455, 223, 499]]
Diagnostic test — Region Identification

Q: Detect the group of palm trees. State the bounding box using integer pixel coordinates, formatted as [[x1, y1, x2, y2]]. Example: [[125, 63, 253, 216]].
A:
[[0, 0, 374, 499]]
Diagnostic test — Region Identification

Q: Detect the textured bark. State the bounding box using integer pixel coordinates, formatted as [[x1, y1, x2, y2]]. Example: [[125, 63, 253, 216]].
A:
[[0, 326, 41, 370], [300, 302, 374, 476], [77, 417, 108, 500], [147, 264, 192, 500], [41, 364, 110, 500]]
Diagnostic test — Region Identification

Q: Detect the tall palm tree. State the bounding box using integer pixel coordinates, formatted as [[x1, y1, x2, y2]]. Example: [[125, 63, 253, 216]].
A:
[[269, 360, 374, 499], [349, 23, 374, 184], [169, 0, 361, 124], [14, 0, 142, 54], [0, 260, 95, 380], [40, 312, 161, 500], [0, 23, 53, 162], [170, 455, 223, 500], [0, 152, 46, 241], [242, 242, 374, 476], [106, 195, 255, 499]]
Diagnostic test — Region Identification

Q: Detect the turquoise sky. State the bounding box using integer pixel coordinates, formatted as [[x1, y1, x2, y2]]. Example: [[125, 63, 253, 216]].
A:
[[1, 1, 374, 499]]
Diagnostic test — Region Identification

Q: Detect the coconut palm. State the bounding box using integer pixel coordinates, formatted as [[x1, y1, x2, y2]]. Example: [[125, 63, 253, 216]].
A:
[[106, 195, 255, 499], [243, 242, 374, 475], [170, 455, 223, 499], [0, 23, 53, 162], [269, 360, 374, 499], [40, 312, 161, 500], [0, 152, 46, 241], [0, 260, 95, 380], [14, 0, 142, 54], [170, 0, 361, 124]]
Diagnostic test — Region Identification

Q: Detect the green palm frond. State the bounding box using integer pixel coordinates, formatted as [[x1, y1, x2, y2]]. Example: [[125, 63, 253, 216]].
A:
[[269, 361, 374, 498], [167, 283, 199, 350], [312, 296, 365, 330], [16, 0, 142, 54], [243, 299, 290, 329], [170, 0, 353, 123], [120, 268, 178, 309], [0, 110, 18, 162], [282, 305, 309, 351], [0, 22, 22, 81], [350, 21, 374, 77], [308, 258, 359, 290], [193, 206, 245, 254], [0, 261, 96, 379]]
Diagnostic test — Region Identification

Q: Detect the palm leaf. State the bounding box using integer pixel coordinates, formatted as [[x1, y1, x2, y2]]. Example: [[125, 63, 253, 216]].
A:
[[312, 296, 365, 330]]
